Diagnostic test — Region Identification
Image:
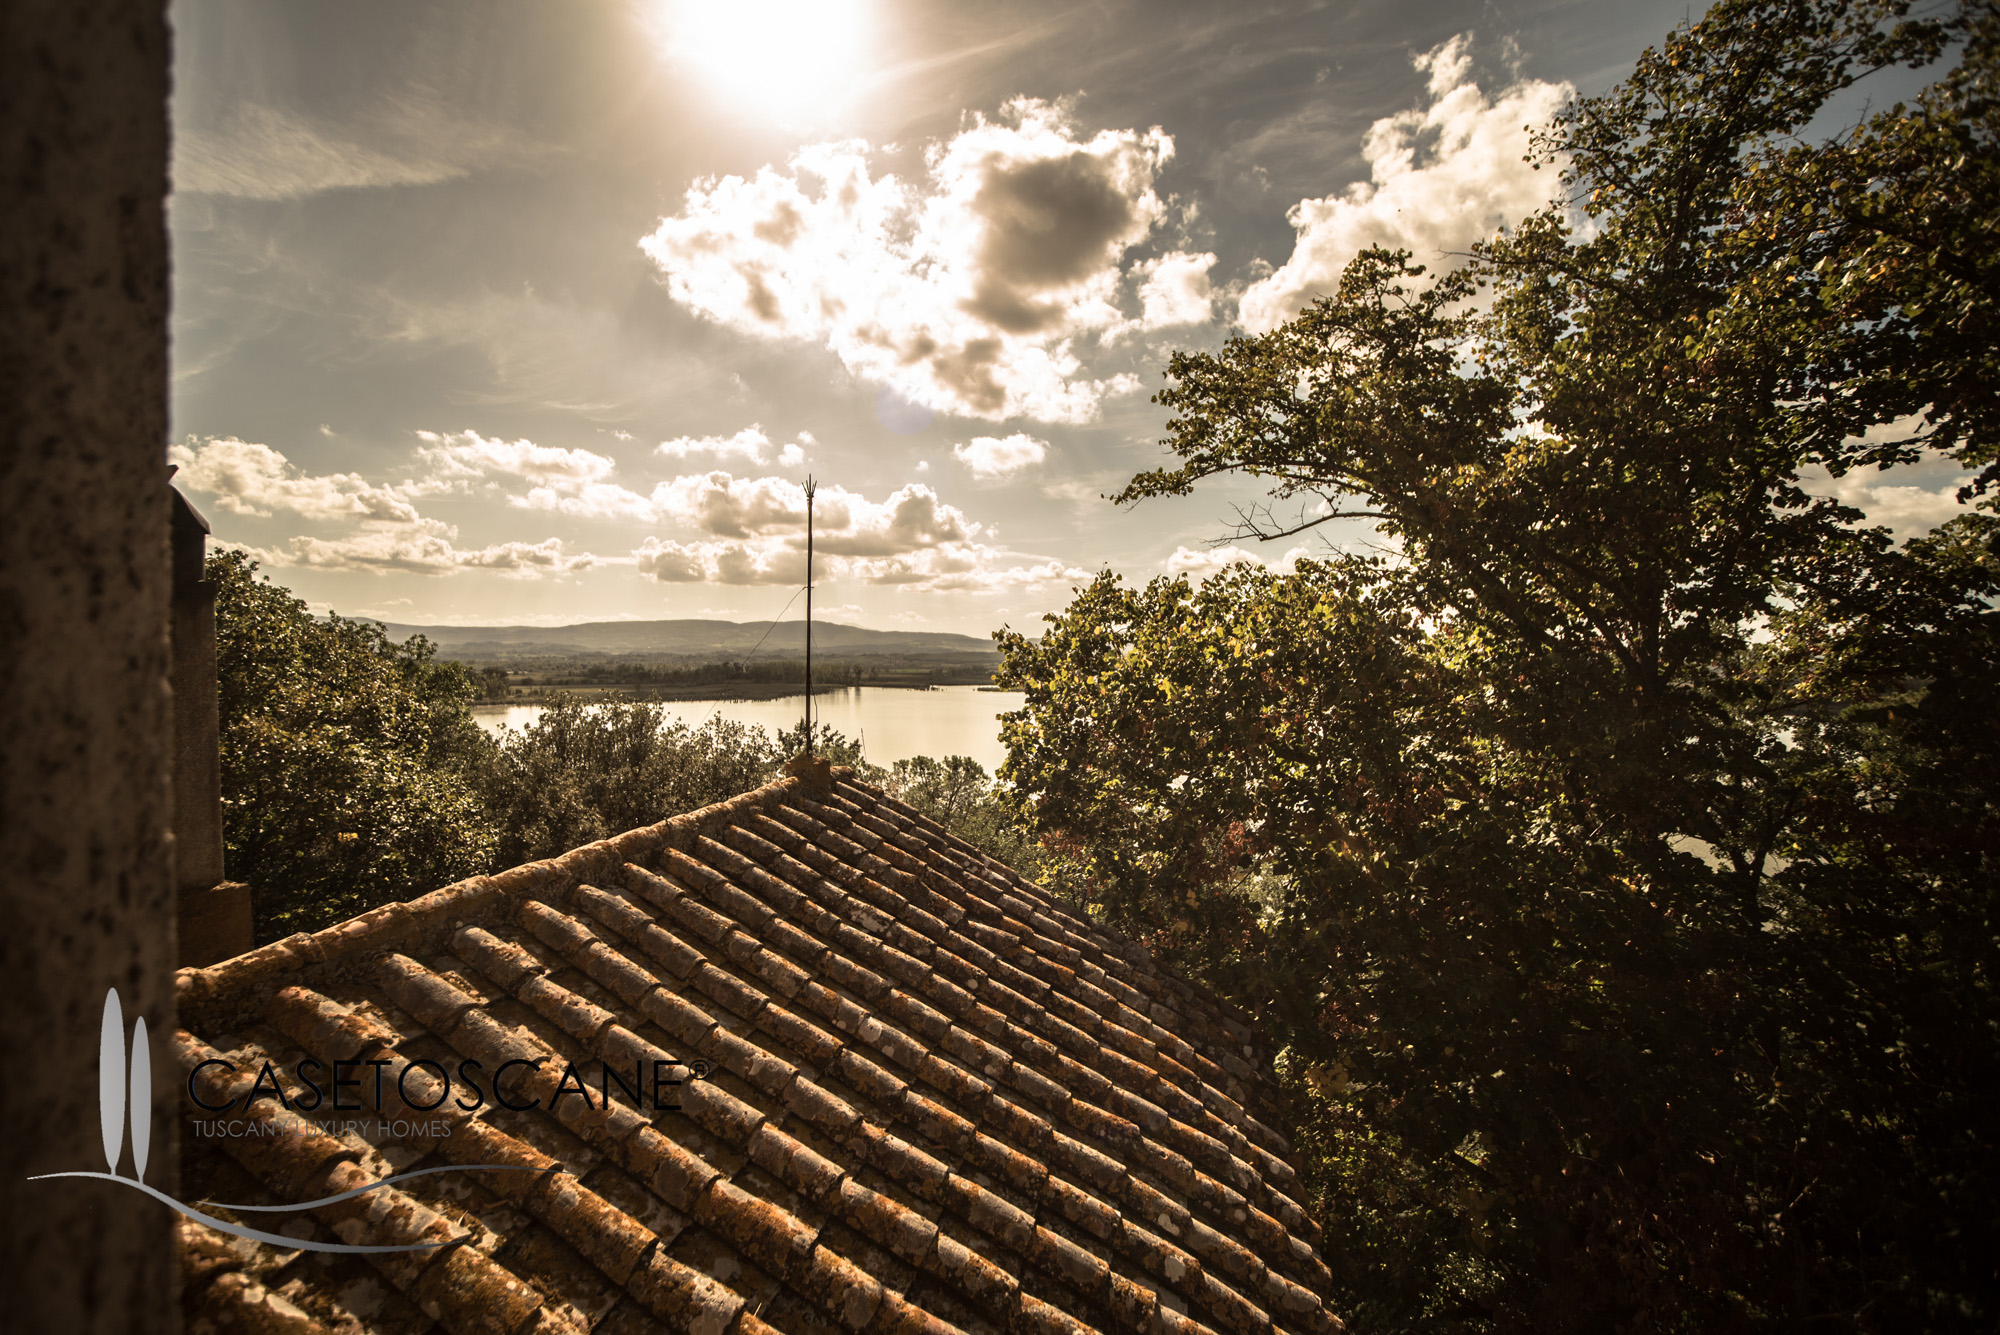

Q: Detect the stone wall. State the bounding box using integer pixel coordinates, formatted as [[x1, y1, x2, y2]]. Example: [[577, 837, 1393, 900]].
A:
[[0, 0, 176, 1327]]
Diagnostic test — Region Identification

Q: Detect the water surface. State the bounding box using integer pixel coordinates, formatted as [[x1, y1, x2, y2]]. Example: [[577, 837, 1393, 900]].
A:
[[473, 684, 1027, 773]]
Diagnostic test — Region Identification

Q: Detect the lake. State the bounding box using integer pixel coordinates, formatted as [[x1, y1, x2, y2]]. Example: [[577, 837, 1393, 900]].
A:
[[472, 684, 1028, 773]]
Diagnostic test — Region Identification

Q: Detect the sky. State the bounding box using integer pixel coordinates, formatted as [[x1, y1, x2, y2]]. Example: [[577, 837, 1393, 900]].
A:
[[166, 0, 1975, 634]]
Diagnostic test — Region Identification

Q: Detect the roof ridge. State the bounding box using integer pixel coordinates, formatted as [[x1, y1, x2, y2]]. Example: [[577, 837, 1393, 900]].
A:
[[168, 770, 1342, 1335], [832, 787, 1295, 1161], [647, 806, 1329, 1314], [777, 794, 1314, 1249], [174, 773, 813, 1030]]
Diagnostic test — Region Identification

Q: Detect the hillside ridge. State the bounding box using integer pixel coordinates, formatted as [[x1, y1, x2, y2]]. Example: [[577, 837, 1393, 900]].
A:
[[373, 616, 997, 660]]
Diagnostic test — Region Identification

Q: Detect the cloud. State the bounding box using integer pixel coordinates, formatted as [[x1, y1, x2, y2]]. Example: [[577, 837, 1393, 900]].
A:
[[173, 67, 540, 203], [636, 470, 1081, 592], [415, 429, 615, 486], [1130, 251, 1216, 332], [169, 438, 421, 523], [817, 484, 974, 557], [174, 104, 475, 201], [651, 472, 974, 554], [638, 98, 1203, 422], [1800, 439, 1978, 539], [1238, 35, 1572, 333], [633, 537, 802, 585], [1834, 481, 1973, 535], [1165, 543, 1311, 580], [651, 472, 814, 539], [414, 428, 651, 519], [286, 526, 602, 578], [953, 432, 1048, 479], [288, 523, 600, 575], [655, 425, 812, 469], [858, 554, 1091, 593], [170, 437, 607, 578]]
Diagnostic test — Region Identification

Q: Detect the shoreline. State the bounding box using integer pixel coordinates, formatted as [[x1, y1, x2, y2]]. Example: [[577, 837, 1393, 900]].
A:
[[473, 680, 985, 707]]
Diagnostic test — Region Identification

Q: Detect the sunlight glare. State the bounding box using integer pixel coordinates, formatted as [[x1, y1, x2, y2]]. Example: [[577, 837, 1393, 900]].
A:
[[653, 0, 875, 122]]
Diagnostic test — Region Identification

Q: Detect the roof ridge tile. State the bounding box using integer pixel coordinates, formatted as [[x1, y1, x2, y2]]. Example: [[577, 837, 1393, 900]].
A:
[[679, 803, 1327, 1288], [175, 772, 1343, 1335]]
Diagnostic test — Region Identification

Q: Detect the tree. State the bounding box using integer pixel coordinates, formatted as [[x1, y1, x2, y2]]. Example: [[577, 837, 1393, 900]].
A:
[[998, 2, 1998, 1328], [211, 551, 499, 940], [882, 754, 1046, 877], [479, 699, 785, 866]]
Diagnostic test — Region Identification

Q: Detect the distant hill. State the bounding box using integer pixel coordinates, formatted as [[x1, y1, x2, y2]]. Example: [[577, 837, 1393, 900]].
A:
[[373, 617, 998, 663]]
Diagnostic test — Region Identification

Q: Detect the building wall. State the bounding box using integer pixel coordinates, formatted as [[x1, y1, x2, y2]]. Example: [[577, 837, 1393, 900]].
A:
[[0, 0, 177, 1327]]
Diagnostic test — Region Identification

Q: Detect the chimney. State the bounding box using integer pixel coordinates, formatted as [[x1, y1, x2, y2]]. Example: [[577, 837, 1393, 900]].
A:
[[170, 475, 251, 964]]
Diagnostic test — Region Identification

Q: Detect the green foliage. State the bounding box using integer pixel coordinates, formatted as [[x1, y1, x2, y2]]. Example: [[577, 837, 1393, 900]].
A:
[[560, 660, 865, 688], [881, 754, 1046, 877], [210, 550, 499, 940], [212, 557, 1048, 947], [1001, 3, 1999, 1328], [773, 719, 880, 775], [480, 699, 786, 866], [470, 666, 512, 702]]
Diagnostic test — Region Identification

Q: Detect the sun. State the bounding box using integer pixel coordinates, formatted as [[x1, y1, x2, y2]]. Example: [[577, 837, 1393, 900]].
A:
[[650, 0, 876, 123]]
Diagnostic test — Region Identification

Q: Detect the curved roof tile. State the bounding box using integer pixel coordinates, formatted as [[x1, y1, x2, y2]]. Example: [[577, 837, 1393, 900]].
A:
[[174, 770, 1340, 1335]]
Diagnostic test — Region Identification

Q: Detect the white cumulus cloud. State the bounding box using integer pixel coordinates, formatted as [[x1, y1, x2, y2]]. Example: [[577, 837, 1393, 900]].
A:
[[287, 526, 601, 578], [1801, 451, 1979, 540], [636, 470, 1080, 592], [416, 428, 616, 486], [1166, 543, 1311, 580], [169, 438, 421, 523], [633, 537, 802, 586], [654, 425, 812, 468], [1238, 36, 1572, 333], [414, 428, 651, 519], [953, 432, 1049, 479], [169, 436, 608, 578], [638, 98, 1202, 423], [1131, 251, 1217, 332]]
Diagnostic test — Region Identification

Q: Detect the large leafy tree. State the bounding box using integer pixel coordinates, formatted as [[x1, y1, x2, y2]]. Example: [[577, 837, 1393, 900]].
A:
[[212, 551, 499, 939], [998, 3, 1998, 1329]]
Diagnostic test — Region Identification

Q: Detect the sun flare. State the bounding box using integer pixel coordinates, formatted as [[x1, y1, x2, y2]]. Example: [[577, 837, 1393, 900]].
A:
[[652, 0, 876, 122]]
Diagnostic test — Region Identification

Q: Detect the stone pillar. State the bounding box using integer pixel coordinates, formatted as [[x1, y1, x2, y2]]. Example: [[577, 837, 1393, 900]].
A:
[[171, 487, 225, 889], [169, 485, 251, 967], [0, 0, 176, 1327]]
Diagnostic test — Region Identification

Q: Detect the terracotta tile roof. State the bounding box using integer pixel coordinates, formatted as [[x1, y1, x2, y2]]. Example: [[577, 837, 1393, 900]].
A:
[[174, 770, 1340, 1335]]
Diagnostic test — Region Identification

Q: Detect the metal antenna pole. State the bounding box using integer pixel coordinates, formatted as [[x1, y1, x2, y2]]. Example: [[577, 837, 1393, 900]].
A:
[[803, 476, 815, 756]]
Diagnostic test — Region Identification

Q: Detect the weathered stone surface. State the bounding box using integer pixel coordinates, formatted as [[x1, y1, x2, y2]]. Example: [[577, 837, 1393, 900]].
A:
[[0, 0, 175, 1325]]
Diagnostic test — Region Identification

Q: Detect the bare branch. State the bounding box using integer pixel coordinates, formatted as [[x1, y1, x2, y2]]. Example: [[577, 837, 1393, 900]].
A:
[[1221, 500, 1388, 544]]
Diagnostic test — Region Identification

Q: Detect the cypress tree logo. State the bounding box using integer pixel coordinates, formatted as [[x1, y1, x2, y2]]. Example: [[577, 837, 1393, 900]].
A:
[[25, 988, 553, 1254]]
